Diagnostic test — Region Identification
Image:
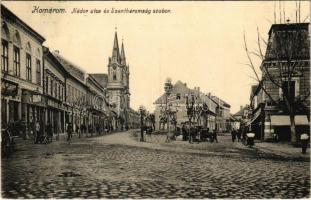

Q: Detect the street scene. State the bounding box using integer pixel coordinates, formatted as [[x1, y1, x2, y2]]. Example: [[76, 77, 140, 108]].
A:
[[1, 1, 310, 199], [2, 132, 310, 199]]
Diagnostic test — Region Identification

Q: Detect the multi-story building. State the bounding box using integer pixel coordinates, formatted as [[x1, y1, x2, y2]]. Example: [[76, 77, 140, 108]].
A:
[[210, 96, 231, 132], [249, 23, 310, 142], [1, 5, 45, 137], [43, 47, 68, 136], [86, 74, 107, 134], [153, 80, 219, 132], [1, 5, 137, 137]]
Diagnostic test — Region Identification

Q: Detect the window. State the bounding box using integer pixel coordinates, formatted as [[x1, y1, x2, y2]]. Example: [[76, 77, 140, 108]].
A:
[[13, 46, 20, 77], [1, 39, 8, 72], [60, 86, 63, 101], [26, 53, 32, 81], [50, 79, 53, 96], [58, 84, 61, 100], [281, 81, 296, 100], [113, 71, 117, 80], [45, 76, 49, 94], [36, 59, 41, 85], [176, 93, 181, 100], [55, 82, 57, 99]]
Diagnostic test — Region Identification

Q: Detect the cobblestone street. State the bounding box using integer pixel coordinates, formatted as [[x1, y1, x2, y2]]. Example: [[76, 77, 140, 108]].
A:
[[2, 131, 310, 199]]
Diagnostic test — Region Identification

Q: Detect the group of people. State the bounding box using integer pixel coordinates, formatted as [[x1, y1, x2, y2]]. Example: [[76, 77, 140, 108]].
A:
[[230, 128, 243, 142]]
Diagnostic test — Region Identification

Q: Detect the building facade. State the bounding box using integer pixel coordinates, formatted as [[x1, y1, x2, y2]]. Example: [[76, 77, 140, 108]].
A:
[[210, 96, 231, 132], [43, 47, 68, 136], [1, 5, 46, 137], [249, 23, 310, 142], [153, 80, 220, 132], [1, 5, 137, 138]]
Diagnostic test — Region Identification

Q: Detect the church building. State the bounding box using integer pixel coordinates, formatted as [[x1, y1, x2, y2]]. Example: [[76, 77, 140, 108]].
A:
[[106, 31, 131, 130]]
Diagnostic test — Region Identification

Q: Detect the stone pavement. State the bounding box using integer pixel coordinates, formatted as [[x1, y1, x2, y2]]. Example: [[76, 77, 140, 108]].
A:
[[1, 131, 310, 199]]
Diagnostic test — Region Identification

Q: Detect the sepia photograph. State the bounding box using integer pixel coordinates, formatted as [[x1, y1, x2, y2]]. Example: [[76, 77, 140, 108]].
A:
[[1, 0, 310, 199]]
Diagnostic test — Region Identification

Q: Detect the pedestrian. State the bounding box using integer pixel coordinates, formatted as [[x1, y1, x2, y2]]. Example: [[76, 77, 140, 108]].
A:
[[213, 129, 218, 143], [46, 121, 53, 143], [237, 128, 242, 142], [76, 124, 80, 138], [300, 133, 309, 154], [35, 121, 41, 144], [67, 123, 73, 141], [231, 128, 236, 142]]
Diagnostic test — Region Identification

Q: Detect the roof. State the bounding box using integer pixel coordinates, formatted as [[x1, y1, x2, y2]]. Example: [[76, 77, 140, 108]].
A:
[[89, 74, 108, 89], [268, 23, 309, 36], [233, 106, 246, 116], [153, 80, 222, 114], [249, 84, 260, 100], [265, 23, 310, 61], [210, 96, 231, 108], [52, 51, 86, 83], [153, 80, 194, 104], [43, 47, 68, 76], [1, 5, 45, 43]]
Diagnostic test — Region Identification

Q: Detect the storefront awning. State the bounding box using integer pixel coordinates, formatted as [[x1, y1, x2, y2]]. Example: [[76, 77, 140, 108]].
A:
[[270, 115, 309, 126]]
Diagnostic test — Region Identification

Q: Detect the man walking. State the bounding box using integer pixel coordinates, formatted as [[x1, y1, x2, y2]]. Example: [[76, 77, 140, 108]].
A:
[[67, 123, 73, 141], [213, 129, 218, 143], [231, 129, 236, 142]]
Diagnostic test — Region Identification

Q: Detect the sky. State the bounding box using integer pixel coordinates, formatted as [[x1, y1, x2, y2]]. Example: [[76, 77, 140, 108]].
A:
[[3, 1, 309, 113]]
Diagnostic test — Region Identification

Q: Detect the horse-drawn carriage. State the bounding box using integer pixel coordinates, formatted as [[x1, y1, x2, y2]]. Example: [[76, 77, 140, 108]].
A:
[[181, 121, 214, 143]]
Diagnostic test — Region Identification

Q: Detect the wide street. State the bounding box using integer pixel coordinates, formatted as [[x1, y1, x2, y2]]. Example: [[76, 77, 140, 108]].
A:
[[2, 131, 310, 199]]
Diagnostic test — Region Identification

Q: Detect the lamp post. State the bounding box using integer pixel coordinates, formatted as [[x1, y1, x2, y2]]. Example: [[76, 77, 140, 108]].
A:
[[139, 105, 145, 142], [164, 78, 173, 141]]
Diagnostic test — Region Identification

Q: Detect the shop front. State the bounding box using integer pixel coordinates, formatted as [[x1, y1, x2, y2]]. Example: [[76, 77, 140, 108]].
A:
[[270, 115, 310, 141], [21, 89, 46, 139]]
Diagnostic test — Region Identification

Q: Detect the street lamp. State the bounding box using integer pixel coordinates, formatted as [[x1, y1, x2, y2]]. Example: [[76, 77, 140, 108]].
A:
[[139, 105, 145, 142], [164, 78, 173, 142]]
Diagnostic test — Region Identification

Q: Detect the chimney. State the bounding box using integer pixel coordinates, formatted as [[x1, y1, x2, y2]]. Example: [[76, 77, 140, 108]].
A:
[[208, 92, 211, 97], [55, 50, 60, 54], [240, 105, 243, 111]]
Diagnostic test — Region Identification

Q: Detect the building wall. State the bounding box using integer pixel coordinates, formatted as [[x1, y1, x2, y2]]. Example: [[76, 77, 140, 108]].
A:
[[1, 8, 45, 137], [2, 20, 43, 87]]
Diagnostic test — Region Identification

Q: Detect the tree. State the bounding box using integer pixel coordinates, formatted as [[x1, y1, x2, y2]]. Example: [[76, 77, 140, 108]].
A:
[[244, 23, 310, 144]]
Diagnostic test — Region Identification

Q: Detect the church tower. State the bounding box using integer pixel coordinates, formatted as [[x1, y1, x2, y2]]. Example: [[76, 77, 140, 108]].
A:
[[107, 30, 130, 129]]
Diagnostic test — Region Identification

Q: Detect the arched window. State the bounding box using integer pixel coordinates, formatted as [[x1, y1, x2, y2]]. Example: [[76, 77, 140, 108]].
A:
[[25, 42, 32, 81], [13, 31, 21, 47], [35, 48, 41, 85], [13, 31, 21, 77], [25, 42, 32, 54], [36, 48, 41, 58], [1, 23, 9, 72], [113, 70, 117, 80]]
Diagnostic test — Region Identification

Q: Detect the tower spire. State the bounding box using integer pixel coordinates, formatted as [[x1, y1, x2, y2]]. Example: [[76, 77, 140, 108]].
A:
[[112, 29, 120, 61], [120, 38, 126, 65]]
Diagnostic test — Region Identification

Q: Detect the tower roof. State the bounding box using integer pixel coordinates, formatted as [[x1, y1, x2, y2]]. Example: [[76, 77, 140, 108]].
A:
[[112, 31, 120, 60], [120, 40, 126, 65]]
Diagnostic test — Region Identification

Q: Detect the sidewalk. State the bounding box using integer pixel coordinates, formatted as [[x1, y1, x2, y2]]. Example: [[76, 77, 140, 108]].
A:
[[254, 142, 310, 159]]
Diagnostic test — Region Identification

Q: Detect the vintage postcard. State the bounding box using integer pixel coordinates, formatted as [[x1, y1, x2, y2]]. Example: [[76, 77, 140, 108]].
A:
[[1, 1, 310, 199]]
